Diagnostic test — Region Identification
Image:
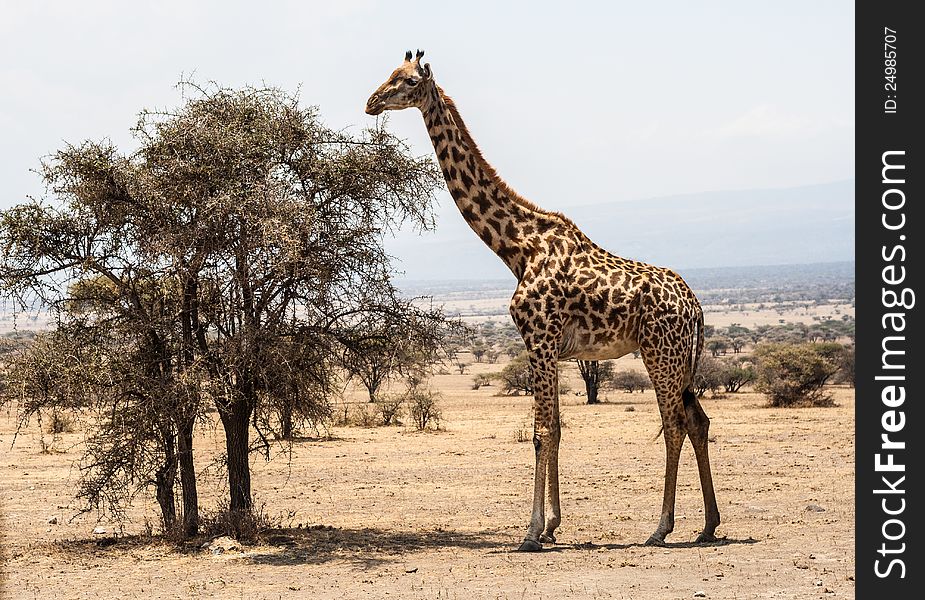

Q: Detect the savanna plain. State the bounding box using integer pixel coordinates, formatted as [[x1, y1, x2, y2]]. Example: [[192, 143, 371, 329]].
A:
[[1, 273, 855, 600]]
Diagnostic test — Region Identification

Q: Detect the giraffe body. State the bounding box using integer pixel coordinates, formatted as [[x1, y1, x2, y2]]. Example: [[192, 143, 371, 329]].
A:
[[366, 51, 720, 551]]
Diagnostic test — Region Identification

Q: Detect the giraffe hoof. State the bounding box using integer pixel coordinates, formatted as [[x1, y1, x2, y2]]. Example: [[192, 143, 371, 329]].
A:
[[516, 539, 543, 552], [644, 535, 666, 547], [695, 532, 717, 544], [539, 532, 556, 544]]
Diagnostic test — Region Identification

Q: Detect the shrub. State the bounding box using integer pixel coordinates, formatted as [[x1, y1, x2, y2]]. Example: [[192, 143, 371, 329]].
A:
[[754, 342, 840, 407], [407, 387, 443, 431], [350, 403, 379, 427], [513, 425, 531, 443], [835, 344, 855, 386], [375, 396, 404, 426], [199, 501, 284, 543], [45, 410, 76, 434]]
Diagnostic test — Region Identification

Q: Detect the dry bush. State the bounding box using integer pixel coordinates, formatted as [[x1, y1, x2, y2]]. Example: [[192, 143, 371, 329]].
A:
[[513, 426, 531, 443], [199, 501, 285, 543], [407, 388, 442, 431], [45, 410, 76, 434], [376, 396, 404, 426], [350, 403, 379, 427]]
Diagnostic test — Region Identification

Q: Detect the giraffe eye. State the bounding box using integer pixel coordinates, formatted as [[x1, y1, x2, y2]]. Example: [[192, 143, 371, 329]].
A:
[[405, 78, 419, 86]]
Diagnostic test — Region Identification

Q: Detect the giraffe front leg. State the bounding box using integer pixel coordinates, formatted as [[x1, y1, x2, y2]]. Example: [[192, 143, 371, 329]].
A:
[[540, 412, 561, 544], [517, 429, 548, 552], [517, 351, 559, 552]]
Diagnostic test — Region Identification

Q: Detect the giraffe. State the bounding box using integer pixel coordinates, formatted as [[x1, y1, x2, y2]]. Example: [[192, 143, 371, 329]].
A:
[[366, 50, 720, 552]]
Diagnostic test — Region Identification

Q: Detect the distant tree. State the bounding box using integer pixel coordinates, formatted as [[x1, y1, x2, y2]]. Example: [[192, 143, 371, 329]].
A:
[[754, 342, 840, 407], [610, 370, 651, 393], [499, 352, 534, 395], [472, 373, 495, 390], [340, 311, 451, 405], [471, 344, 487, 363], [706, 337, 730, 357], [504, 342, 523, 359], [692, 356, 724, 397], [576, 360, 614, 404], [717, 356, 757, 393]]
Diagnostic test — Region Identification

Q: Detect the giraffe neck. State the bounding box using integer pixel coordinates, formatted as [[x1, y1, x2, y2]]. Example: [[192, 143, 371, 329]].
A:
[[420, 85, 553, 279]]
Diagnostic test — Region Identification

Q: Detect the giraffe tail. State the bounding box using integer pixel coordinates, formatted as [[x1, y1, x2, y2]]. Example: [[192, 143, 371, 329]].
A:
[[686, 309, 705, 393], [653, 309, 704, 442]]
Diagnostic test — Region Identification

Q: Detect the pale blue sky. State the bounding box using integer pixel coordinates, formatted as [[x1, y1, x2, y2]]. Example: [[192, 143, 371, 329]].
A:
[[1, 1, 854, 276]]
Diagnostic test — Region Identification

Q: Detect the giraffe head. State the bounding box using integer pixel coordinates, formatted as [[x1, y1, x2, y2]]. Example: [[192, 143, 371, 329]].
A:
[[365, 49, 433, 115]]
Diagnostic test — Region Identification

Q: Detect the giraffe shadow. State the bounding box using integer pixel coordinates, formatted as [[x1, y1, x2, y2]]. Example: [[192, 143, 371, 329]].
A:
[[536, 536, 759, 553]]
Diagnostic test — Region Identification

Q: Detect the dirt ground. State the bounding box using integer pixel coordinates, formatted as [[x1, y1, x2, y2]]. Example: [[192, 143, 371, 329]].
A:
[[0, 362, 855, 600]]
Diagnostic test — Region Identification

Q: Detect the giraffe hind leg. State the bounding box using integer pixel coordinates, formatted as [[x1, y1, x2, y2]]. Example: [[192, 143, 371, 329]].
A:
[[683, 388, 721, 542]]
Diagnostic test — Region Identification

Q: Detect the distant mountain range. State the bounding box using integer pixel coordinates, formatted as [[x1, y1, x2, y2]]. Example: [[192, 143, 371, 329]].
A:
[[385, 180, 854, 281]]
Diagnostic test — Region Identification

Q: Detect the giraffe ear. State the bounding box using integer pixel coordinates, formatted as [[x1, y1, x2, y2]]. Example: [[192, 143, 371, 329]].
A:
[[422, 62, 432, 80]]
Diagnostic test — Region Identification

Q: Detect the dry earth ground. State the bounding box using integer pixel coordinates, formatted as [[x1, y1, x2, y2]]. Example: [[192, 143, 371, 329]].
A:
[[1, 362, 854, 600]]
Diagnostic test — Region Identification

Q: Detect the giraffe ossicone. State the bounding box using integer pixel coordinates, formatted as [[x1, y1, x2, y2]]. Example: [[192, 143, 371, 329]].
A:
[[366, 50, 721, 551]]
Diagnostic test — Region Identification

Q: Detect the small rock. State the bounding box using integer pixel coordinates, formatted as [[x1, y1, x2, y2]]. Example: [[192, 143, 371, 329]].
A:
[[405, 567, 418, 573], [814, 580, 823, 586], [205, 536, 241, 554], [624, 406, 635, 412], [693, 592, 707, 598], [806, 504, 826, 512], [48, 516, 58, 525], [92, 526, 107, 535]]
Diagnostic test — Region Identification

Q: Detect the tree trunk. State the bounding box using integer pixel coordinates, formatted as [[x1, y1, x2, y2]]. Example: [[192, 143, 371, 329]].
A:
[[367, 382, 379, 404], [586, 380, 599, 404], [176, 415, 199, 537], [219, 398, 253, 515], [280, 401, 294, 440], [578, 360, 600, 404], [154, 428, 177, 532]]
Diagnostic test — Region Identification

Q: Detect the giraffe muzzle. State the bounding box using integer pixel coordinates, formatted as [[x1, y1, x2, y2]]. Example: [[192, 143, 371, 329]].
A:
[[365, 94, 386, 115]]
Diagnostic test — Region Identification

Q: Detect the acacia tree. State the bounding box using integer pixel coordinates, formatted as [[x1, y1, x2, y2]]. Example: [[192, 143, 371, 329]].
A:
[[576, 360, 614, 404], [130, 83, 444, 523], [0, 152, 203, 535], [499, 352, 534, 395], [339, 309, 451, 404], [1, 82, 444, 535]]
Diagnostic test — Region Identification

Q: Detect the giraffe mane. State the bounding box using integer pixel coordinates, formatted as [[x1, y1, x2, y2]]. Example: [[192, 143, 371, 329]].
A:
[[438, 88, 579, 229]]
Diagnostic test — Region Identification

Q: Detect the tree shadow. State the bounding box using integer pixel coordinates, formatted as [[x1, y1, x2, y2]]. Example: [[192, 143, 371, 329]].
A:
[[244, 526, 506, 567], [41, 526, 506, 568]]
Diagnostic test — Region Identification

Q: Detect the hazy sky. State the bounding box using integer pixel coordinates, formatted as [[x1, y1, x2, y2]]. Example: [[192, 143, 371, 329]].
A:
[[1, 1, 854, 275]]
